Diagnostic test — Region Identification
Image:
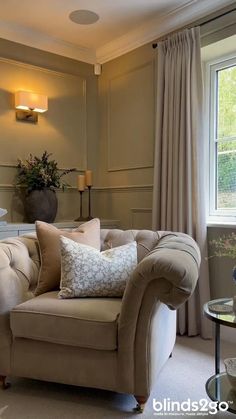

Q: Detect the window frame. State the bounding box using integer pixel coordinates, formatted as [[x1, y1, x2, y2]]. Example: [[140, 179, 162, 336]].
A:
[[206, 53, 236, 223]]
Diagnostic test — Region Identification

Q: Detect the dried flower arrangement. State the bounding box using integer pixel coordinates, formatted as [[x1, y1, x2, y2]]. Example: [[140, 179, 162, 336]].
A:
[[16, 151, 75, 192]]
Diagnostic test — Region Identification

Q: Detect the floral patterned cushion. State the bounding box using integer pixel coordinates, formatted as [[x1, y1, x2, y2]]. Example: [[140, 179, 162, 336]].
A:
[[59, 236, 137, 298]]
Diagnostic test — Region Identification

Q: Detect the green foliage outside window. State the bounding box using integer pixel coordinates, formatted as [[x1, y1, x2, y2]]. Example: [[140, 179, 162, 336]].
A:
[[217, 65, 236, 208], [218, 65, 236, 140]]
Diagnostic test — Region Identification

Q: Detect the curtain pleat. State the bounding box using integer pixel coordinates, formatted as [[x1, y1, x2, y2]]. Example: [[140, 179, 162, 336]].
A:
[[152, 27, 212, 338]]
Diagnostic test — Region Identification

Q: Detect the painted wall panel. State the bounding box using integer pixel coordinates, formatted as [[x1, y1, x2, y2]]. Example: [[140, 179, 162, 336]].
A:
[[0, 58, 87, 169], [108, 62, 154, 171]]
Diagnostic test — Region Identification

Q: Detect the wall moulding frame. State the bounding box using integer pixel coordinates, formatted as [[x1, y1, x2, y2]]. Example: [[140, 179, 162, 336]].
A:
[[93, 184, 153, 193], [0, 183, 153, 192], [0, 184, 15, 192], [1, 184, 153, 193], [107, 60, 155, 172], [0, 162, 87, 172], [0, 163, 16, 168], [131, 207, 152, 213], [0, 56, 86, 82], [106, 164, 154, 173], [0, 56, 88, 170], [0, 184, 79, 193], [130, 207, 152, 229]]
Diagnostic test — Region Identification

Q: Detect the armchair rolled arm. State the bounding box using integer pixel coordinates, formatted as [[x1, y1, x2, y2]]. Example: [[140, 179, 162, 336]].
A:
[[0, 236, 40, 374], [117, 232, 200, 393], [0, 236, 40, 313], [120, 232, 200, 320]]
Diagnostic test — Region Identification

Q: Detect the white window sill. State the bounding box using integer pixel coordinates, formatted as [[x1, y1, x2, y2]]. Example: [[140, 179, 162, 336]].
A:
[[207, 218, 236, 228]]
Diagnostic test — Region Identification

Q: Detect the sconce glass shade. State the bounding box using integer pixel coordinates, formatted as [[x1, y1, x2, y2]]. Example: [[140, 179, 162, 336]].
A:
[[15, 91, 48, 113]]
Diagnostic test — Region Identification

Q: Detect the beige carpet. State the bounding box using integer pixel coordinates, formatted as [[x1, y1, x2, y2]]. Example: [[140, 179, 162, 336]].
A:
[[0, 336, 235, 418]]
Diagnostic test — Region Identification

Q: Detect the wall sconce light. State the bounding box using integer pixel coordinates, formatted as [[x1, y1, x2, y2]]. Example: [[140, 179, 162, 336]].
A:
[[15, 91, 48, 123]]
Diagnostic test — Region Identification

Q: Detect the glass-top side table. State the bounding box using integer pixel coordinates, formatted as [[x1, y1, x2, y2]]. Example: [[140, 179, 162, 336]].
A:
[[204, 298, 236, 414]]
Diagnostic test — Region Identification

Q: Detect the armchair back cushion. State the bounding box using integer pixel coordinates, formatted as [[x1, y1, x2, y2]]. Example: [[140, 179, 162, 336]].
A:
[[35, 218, 101, 296], [100, 229, 160, 261]]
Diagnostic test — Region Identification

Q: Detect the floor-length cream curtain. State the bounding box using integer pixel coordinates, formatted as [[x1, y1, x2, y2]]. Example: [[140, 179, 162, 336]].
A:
[[152, 27, 212, 338]]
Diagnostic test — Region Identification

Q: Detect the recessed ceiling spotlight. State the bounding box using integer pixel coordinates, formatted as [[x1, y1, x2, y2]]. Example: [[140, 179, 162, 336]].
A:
[[69, 10, 99, 25]]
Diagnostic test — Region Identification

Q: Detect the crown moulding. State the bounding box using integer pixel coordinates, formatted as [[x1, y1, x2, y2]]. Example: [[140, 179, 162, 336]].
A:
[[96, 0, 236, 63], [0, 20, 96, 64], [0, 0, 234, 65]]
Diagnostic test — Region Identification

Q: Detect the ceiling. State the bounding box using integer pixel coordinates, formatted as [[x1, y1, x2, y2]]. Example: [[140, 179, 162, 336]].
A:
[[0, 0, 235, 64]]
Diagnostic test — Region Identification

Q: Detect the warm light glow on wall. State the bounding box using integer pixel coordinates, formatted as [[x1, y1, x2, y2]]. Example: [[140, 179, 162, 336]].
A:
[[15, 91, 48, 113]]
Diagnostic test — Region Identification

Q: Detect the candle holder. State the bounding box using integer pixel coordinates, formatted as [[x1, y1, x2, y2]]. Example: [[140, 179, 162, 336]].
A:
[[74, 190, 87, 222], [86, 185, 93, 220]]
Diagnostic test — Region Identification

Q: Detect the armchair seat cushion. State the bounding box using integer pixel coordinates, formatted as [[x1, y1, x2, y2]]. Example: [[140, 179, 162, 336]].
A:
[[10, 291, 121, 351]]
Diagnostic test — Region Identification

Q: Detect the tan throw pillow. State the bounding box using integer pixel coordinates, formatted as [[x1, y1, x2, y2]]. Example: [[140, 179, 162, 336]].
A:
[[59, 237, 137, 298], [35, 218, 101, 296]]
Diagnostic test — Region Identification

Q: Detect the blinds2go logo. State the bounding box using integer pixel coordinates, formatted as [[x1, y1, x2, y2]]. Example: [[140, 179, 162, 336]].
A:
[[152, 398, 230, 415]]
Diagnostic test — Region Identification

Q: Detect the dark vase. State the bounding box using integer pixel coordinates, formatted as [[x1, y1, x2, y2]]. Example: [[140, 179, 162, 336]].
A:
[[24, 189, 58, 223]]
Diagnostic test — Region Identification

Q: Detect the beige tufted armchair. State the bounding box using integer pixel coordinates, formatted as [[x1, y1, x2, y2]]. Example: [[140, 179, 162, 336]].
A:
[[0, 229, 200, 412]]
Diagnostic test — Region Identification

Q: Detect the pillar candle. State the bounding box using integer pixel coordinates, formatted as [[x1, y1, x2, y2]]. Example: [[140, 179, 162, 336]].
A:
[[77, 175, 85, 191], [85, 170, 93, 187]]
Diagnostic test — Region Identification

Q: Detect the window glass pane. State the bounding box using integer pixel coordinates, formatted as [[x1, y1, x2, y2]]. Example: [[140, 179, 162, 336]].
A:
[[217, 140, 236, 209], [217, 65, 236, 140]]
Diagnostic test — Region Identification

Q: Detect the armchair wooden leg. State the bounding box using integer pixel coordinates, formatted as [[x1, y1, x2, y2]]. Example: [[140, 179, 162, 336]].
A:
[[133, 396, 148, 413], [0, 375, 10, 390]]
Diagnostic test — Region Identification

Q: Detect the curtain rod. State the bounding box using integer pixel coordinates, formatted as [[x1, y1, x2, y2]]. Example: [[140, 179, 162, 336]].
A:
[[152, 7, 236, 48]]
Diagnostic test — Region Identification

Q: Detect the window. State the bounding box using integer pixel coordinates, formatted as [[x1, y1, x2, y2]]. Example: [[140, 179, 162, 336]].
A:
[[208, 54, 236, 221]]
